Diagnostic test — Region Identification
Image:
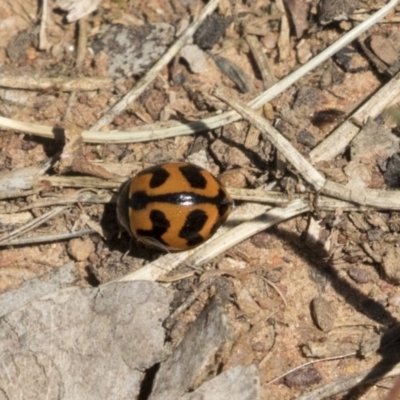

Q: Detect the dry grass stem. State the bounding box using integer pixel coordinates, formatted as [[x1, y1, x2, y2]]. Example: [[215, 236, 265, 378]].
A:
[[2, 229, 95, 246], [213, 88, 327, 190], [227, 188, 290, 204], [39, 0, 50, 50], [16, 182, 382, 212], [262, 276, 288, 307], [276, 0, 290, 61], [76, 17, 88, 72], [249, 0, 398, 111], [0, 189, 38, 200], [0, 206, 69, 245], [42, 175, 125, 188], [0, 76, 113, 91], [245, 34, 276, 89], [19, 191, 113, 210]]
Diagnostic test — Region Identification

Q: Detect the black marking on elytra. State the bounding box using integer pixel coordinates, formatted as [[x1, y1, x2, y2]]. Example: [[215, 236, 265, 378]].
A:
[[179, 209, 208, 246], [179, 165, 207, 189], [136, 209, 170, 245], [130, 189, 231, 211], [130, 191, 149, 210], [149, 167, 170, 188]]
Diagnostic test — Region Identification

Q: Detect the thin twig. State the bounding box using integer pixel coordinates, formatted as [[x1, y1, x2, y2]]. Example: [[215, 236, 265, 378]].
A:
[[245, 34, 276, 89], [262, 276, 288, 307], [0, 76, 112, 91], [276, 0, 290, 61], [41, 175, 125, 188], [39, 0, 50, 50], [1, 229, 95, 246], [76, 16, 88, 72], [19, 191, 114, 210], [0, 206, 69, 245]]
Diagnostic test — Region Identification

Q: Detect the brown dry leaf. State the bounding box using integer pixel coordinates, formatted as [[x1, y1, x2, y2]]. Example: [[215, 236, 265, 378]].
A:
[[55, 0, 102, 22]]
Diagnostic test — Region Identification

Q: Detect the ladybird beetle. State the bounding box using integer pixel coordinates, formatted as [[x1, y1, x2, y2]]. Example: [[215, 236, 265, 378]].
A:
[[117, 162, 233, 251]]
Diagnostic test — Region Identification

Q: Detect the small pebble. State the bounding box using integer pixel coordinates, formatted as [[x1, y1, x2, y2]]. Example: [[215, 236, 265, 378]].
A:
[[284, 366, 322, 388], [68, 237, 95, 261], [311, 297, 335, 332], [251, 232, 275, 249], [219, 169, 247, 188], [297, 130, 316, 148], [348, 266, 371, 284]]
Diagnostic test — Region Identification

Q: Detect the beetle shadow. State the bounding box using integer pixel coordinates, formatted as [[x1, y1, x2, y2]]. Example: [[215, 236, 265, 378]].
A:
[[100, 199, 164, 262], [21, 127, 66, 157], [269, 224, 400, 399]]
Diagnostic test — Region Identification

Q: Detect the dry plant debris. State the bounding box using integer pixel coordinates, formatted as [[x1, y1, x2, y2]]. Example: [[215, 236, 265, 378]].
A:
[[2, 0, 400, 399]]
